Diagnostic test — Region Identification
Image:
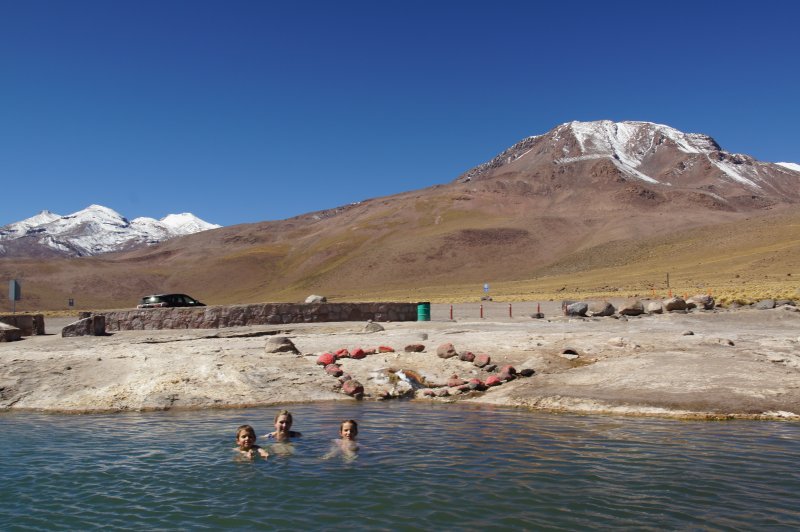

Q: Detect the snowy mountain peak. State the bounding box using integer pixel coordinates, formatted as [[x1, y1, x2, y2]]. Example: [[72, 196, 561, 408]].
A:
[[0, 205, 221, 257], [457, 120, 800, 205]]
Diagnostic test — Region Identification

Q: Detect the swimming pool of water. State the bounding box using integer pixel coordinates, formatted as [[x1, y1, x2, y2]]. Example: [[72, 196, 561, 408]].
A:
[[2, 402, 799, 529]]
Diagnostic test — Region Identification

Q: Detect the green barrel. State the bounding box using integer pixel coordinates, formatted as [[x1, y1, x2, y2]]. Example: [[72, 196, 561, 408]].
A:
[[417, 302, 431, 321]]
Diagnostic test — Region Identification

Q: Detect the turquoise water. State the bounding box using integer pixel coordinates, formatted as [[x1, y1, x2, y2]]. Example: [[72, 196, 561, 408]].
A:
[[2, 402, 799, 530]]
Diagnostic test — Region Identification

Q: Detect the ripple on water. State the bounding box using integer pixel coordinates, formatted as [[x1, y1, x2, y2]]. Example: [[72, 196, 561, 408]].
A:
[[1, 403, 800, 529]]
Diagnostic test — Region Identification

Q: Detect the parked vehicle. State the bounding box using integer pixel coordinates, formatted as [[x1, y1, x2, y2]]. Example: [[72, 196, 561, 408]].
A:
[[137, 294, 206, 309]]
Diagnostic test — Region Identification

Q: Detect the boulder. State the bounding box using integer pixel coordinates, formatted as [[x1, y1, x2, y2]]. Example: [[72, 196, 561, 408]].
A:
[[565, 302, 588, 317], [587, 301, 615, 317], [474, 353, 491, 368], [436, 343, 458, 359], [305, 295, 327, 304], [646, 301, 664, 314], [663, 297, 687, 312], [404, 344, 425, 352], [0, 322, 21, 342], [754, 299, 775, 310], [363, 321, 385, 333], [61, 315, 106, 337], [264, 336, 300, 354], [687, 295, 715, 310], [618, 299, 644, 316]]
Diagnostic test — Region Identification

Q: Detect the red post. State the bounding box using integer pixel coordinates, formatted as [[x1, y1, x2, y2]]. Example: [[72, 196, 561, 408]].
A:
[[508, 303, 512, 318], [537, 302, 541, 314], [449, 304, 453, 320], [480, 304, 484, 318]]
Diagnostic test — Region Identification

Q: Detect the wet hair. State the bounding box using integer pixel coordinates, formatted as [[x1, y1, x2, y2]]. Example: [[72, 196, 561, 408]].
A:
[[340, 419, 358, 436], [236, 424, 257, 439], [274, 410, 293, 425]]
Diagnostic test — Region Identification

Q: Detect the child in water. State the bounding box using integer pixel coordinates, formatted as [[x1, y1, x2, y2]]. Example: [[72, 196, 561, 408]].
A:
[[265, 410, 302, 442], [234, 424, 269, 459], [323, 419, 359, 460]]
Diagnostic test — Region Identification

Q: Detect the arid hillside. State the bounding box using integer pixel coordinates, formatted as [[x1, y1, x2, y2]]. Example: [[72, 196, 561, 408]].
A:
[[2, 121, 798, 311]]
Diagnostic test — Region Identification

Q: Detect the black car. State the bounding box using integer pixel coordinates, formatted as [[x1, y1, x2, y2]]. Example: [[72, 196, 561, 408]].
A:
[[137, 293, 206, 309]]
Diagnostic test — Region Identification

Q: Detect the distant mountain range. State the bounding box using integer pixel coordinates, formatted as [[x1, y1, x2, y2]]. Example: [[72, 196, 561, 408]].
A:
[[0, 204, 220, 257], [1, 120, 798, 310]]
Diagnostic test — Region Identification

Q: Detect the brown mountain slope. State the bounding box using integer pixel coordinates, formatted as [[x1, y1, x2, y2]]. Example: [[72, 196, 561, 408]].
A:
[[1, 120, 798, 311]]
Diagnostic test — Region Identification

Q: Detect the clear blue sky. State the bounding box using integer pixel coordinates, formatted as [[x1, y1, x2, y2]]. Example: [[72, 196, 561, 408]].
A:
[[2, 0, 798, 227]]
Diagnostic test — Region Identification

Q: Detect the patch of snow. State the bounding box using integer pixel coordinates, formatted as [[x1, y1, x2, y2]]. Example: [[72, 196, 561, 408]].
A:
[[777, 162, 800, 172], [708, 156, 762, 190]]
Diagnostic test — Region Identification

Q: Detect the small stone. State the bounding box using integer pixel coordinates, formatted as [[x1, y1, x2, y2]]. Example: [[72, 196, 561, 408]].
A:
[[448, 375, 466, 387], [518, 368, 535, 377], [378, 346, 395, 353], [325, 364, 343, 377], [404, 344, 425, 352], [682, 330, 695, 336], [350, 348, 366, 360], [458, 351, 475, 362], [484, 364, 497, 372], [474, 354, 491, 368], [317, 352, 336, 366], [485, 375, 502, 387], [363, 321, 385, 333], [434, 388, 450, 397], [264, 336, 300, 354], [342, 380, 364, 397], [334, 348, 350, 358], [467, 378, 485, 391], [437, 343, 458, 359]]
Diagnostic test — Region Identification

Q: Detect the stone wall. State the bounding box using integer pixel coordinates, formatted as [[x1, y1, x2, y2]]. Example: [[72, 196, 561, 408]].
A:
[[103, 302, 419, 331], [0, 314, 45, 336]]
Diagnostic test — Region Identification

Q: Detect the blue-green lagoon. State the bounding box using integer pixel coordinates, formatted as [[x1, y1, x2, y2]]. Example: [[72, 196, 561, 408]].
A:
[[2, 402, 799, 530]]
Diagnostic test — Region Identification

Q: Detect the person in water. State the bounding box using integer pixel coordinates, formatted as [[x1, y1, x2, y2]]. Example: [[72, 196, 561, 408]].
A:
[[265, 410, 302, 441], [323, 419, 359, 460], [234, 424, 269, 459]]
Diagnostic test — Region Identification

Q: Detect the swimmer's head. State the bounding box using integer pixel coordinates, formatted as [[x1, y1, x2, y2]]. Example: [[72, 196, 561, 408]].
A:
[[274, 410, 293, 432], [340, 419, 358, 440], [236, 424, 257, 449]]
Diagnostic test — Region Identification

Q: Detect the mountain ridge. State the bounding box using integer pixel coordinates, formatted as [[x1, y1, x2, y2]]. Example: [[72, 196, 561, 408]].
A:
[[0, 204, 220, 258], [1, 120, 798, 310]]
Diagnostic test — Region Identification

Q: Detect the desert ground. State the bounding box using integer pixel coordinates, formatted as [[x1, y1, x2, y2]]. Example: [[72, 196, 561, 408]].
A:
[[1, 302, 799, 420]]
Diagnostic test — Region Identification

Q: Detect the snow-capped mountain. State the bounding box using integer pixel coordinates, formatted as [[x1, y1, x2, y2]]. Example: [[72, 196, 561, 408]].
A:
[[0, 204, 221, 257], [459, 120, 800, 206]]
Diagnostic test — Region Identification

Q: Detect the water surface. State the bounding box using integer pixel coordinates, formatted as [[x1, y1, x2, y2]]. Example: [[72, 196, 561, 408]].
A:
[[2, 402, 799, 530]]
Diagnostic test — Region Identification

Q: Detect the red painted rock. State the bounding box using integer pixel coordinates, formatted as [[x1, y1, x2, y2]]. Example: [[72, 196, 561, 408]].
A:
[[325, 364, 343, 377], [448, 375, 466, 387], [499, 365, 517, 375], [317, 352, 336, 366], [378, 346, 395, 353], [421, 388, 436, 397], [485, 375, 502, 387], [363, 347, 377, 355], [474, 354, 491, 368], [437, 343, 458, 359], [468, 378, 485, 391], [334, 348, 350, 358], [404, 344, 425, 352], [498, 371, 515, 382], [458, 351, 475, 362], [342, 380, 364, 397], [350, 348, 366, 360]]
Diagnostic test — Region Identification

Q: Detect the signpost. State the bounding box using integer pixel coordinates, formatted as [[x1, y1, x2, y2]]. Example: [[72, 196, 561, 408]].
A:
[[9, 279, 21, 313]]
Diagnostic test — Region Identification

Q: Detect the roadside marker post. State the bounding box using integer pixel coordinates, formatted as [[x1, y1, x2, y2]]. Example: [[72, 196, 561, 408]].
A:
[[480, 304, 484, 319], [509, 303, 512, 318]]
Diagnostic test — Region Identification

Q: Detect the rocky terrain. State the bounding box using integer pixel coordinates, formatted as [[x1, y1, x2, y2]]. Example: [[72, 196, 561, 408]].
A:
[[2, 303, 799, 420]]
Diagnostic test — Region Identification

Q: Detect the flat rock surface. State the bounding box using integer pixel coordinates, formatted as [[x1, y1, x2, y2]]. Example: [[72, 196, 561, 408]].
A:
[[1, 304, 799, 419]]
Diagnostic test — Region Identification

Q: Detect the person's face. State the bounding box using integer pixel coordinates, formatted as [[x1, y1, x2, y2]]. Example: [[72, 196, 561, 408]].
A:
[[237, 431, 255, 449], [340, 422, 357, 440], [275, 414, 292, 433]]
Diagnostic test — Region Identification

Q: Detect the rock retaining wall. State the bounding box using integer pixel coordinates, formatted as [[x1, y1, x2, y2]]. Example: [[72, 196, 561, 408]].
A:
[[103, 302, 419, 331], [0, 314, 45, 336]]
